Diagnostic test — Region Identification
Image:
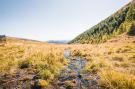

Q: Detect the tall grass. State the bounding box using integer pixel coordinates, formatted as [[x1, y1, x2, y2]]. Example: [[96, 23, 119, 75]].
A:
[[0, 34, 135, 88], [99, 70, 135, 89], [0, 39, 68, 86]]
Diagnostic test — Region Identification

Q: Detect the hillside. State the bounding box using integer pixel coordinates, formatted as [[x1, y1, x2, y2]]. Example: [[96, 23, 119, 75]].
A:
[[70, 0, 135, 44]]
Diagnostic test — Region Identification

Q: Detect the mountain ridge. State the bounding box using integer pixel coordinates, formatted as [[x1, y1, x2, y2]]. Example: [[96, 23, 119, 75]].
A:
[[69, 0, 135, 44]]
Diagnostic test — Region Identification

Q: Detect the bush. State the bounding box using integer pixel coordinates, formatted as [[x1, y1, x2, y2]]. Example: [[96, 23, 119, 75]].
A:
[[18, 60, 31, 69], [38, 79, 48, 87], [84, 63, 100, 74], [72, 50, 82, 56], [32, 79, 48, 88], [39, 70, 54, 80]]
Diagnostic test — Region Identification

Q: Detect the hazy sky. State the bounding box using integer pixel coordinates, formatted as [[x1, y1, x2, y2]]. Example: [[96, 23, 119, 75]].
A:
[[0, 0, 131, 41]]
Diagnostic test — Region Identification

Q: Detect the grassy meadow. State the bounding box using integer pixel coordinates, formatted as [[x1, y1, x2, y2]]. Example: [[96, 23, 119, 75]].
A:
[[0, 37, 69, 87], [69, 33, 135, 89], [0, 33, 135, 89]]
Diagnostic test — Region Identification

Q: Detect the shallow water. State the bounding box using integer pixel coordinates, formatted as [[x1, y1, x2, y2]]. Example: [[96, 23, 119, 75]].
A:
[[58, 50, 100, 89]]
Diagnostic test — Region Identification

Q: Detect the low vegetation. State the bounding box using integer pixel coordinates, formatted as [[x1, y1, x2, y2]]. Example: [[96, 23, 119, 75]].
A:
[[99, 70, 135, 89], [0, 38, 68, 88], [69, 33, 135, 89], [0, 34, 135, 89]]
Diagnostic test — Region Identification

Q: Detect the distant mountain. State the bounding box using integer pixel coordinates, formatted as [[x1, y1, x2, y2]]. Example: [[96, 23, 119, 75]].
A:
[[0, 35, 45, 43], [47, 40, 69, 44], [0, 35, 69, 44], [69, 0, 135, 44]]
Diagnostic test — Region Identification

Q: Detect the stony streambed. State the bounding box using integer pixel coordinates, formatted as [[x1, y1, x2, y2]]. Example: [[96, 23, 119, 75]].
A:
[[56, 50, 100, 89]]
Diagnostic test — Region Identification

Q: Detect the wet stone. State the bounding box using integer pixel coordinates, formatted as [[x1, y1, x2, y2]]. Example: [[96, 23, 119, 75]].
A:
[[56, 50, 100, 89]]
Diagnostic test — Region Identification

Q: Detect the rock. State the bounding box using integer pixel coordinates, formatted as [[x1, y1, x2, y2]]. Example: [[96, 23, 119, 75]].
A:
[[32, 75, 40, 80], [91, 80, 98, 85], [31, 79, 48, 89]]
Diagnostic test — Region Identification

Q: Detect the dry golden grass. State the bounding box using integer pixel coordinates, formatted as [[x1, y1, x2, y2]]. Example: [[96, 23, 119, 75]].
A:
[[69, 33, 135, 88], [0, 33, 135, 88], [0, 37, 69, 86], [99, 70, 135, 89]]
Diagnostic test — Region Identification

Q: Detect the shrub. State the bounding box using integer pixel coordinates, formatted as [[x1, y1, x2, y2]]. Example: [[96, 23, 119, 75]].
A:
[[18, 60, 31, 69], [32, 79, 48, 88], [72, 50, 82, 56], [39, 69, 54, 80], [84, 62, 100, 74], [38, 79, 48, 87]]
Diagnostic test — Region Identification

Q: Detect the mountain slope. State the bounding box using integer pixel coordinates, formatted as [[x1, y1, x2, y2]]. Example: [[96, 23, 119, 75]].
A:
[[70, 0, 135, 44]]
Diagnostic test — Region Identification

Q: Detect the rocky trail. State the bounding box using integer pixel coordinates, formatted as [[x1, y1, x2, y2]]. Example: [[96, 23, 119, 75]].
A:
[[56, 50, 100, 89]]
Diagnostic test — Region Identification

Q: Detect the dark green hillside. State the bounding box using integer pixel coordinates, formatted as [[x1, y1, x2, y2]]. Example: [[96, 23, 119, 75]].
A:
[[70, 0, 135, 44]]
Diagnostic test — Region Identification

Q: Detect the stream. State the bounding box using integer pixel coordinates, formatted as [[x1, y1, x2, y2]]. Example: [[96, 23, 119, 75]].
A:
[[57, 50, 100, 89]]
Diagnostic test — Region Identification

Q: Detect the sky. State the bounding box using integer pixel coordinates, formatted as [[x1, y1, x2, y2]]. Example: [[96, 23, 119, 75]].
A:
[[0, 0, 131, 41]]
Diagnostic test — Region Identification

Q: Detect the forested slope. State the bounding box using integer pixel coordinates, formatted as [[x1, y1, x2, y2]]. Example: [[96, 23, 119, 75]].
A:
[[70, 0, 135, 44]]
